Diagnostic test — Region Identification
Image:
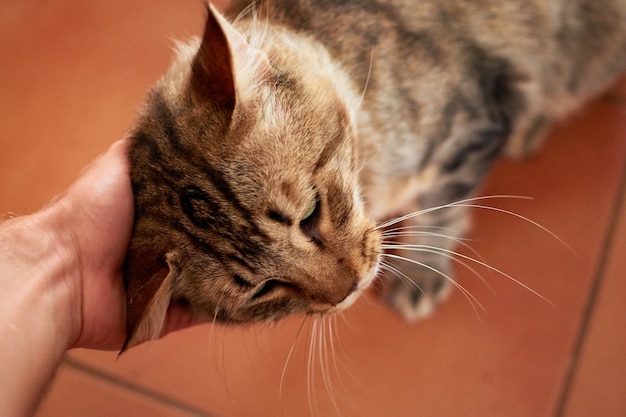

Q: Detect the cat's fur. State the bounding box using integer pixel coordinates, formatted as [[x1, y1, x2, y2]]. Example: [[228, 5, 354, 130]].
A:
[[122, 0, 626, 350]]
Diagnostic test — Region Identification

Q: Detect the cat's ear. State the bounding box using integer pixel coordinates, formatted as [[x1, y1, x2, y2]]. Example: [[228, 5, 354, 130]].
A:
[[121, 251, 180, 352], [190, 3, 271, 113], [189, 3, 243, 115]]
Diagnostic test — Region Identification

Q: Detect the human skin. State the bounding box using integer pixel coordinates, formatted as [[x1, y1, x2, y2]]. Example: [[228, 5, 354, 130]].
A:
[[0, 141, 200, 416]]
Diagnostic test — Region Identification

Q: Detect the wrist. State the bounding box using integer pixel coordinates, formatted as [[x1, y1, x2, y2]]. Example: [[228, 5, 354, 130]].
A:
[[0, 140, 133, 415], [0, 202, 82, 416], [0, 200, 82, 351], [40, 199, 86, 349]]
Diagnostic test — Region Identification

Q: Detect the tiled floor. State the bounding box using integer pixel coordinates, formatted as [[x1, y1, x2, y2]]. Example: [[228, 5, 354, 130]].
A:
[[1, 1, 625, 416]]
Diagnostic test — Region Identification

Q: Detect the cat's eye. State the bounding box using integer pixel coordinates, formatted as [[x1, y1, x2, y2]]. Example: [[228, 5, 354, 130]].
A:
[[302, 200, 317, 221], [299, 194, 323, 246], [301, 195, 320, 225], [251, 279, 282, 300], [234, 273, 285, 300]]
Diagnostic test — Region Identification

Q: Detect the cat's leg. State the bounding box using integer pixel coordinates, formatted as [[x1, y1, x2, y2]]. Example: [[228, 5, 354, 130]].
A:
[[382, 203, 470, 321], [380, 52, 531, 319], [381, 116, 515, 319], [503, 114, 552, 159]]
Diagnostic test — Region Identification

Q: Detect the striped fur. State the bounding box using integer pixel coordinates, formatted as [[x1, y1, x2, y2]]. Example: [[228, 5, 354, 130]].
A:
[[123, 0, 626, 348]]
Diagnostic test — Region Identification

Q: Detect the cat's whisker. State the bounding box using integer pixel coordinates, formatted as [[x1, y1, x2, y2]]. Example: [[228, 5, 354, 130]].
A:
[[303, 316, 347, 417], [327, 316, 349, 389], [447, 203, 575, 254], [356, 146, 383, 179], [379, 261, 426, 296], [206, 296, 233, 397], [382, 230, 474, 249], [218, 326, 236, 403], [374, 195, 533, 230], [319, 318, 346, 417], [255, 6, 273, 52], [330, 313, 360, 382], [382, 231, 488, 270], [382, 244, 495, 295], [335, 307, 360, 336], [379, 260, 459, 317], [382, 233, 482, 266], [352, 43, 381, 178], [382, 224, 460, 235], [383, 243, 554, 304], [206, 309, 221, 382], [202, 298, 232, 404], [382, 229, 467, 240], [380, 253, 485, 317], [379, 261, 433, 303], [279, 316, 309, 402], [306, 318, 324, 417], [232, 0, 258, 22], [316, 320, 325, 414], [326, 318, 346, 397], [380, 195, 571, 255], [352, 40, 376, 119], [381, 224, 467, 239], [207, 297, 222, 350], [358, 285, 382, 308]]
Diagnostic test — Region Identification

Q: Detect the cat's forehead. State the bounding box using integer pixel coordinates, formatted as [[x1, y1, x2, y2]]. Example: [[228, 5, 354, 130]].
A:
[[258, 71, 353, 146], [226, 74, 356, 203], [236, 93, 353, 185]]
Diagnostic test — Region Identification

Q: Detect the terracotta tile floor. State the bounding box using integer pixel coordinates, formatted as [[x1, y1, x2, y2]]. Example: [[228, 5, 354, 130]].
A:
[[2, 1, 625, 416]]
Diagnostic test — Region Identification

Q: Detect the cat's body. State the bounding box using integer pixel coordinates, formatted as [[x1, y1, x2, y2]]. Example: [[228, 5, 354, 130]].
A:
[[122, 0, 626, 349]]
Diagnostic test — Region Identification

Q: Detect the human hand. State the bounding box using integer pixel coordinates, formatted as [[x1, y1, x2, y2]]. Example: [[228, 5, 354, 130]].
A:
[[0, 140, 205, 416], [56, 140, 203, 350], [0, 140, 202, 352]]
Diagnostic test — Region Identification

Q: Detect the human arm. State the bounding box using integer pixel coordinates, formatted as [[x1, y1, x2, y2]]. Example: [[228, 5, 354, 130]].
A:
[[0, 140, 198, 416]]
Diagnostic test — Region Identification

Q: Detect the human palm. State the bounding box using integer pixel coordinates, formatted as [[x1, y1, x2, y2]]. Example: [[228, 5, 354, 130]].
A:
[[61, 140, 200, 350]]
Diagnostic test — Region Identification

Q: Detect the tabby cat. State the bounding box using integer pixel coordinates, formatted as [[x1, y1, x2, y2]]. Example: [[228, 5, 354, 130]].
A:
[[122, 0, 626, 350]]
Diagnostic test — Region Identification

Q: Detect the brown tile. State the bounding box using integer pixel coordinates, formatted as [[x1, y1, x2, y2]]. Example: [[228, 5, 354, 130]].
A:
[[68, 326, 216, 414], [606, 74, 626, 100], [561, 184, 626, 417], [0, 0, 206, 213], [35, 364, 201, 417]]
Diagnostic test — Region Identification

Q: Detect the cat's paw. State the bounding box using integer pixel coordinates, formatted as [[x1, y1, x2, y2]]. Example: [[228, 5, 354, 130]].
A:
[[383, 267, 454, 322]]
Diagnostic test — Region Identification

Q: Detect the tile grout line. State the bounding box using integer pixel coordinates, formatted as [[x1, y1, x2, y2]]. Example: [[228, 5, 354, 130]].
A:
[[601, 92, 626, 107], [601, 92, 626, 108], [63, 357, 217, 417], [553, 156, 626, 417]]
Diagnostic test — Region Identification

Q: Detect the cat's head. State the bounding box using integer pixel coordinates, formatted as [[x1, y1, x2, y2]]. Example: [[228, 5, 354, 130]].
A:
[[122, 5, 380, 350]]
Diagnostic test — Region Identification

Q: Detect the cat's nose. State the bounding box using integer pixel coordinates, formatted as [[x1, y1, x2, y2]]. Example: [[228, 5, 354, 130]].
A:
[[310, 277, 358, 306], [336, 280, 358, 304]]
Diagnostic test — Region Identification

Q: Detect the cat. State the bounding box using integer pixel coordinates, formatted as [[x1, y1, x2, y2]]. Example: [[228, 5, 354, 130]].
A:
[[121, 0, 626, 350]]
